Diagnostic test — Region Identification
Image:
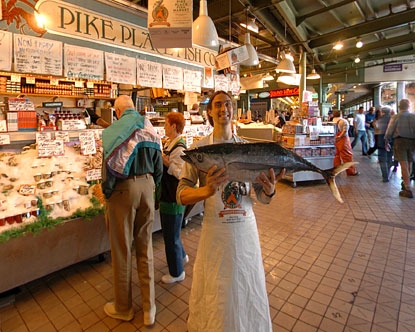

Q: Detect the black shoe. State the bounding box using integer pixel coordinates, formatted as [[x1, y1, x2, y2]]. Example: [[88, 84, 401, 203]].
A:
[[382, 178, 389, 183], [348, 172, 360, 176], [399, 190, 413, 198]]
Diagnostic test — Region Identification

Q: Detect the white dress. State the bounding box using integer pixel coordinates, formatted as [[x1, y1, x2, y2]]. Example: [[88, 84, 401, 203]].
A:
[[179, 135, 272, 332]]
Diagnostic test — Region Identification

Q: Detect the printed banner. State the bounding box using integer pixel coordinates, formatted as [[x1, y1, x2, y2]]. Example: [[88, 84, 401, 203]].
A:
[[0, 30, 12, 71], [183, 69, 202, 93], [162, 64, 183, 90], [64, 45, 104, 80], [105, 53, 136, 85], [137, 59, 163, 88], [14, 34, 62, 76]]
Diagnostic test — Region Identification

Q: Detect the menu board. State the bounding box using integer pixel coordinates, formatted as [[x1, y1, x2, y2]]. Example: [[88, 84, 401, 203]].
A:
[[64, 45, 104, 80], [105, 53, 136, 85], [0, 134, 10, 145], [137, 59, 162, 88], [162, 64, 183, 90], [0, 30, 12, 71], [79, 131, 96, 155], [38, 139, 65, 157], [14, 34, 62, 76], [86, 169, 102, 181], [214, 74, 230, 92], [183, 69, 202, 93]]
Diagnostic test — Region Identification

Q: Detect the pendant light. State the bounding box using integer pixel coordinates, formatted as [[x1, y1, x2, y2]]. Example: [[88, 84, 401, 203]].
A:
[[240, 18, 259, 33], [193, 0, 219, 49], [306, 56, 320, 79], [275, 52, 296, 73], [240, 8, 259, 66], [277, 73, 300, 85]]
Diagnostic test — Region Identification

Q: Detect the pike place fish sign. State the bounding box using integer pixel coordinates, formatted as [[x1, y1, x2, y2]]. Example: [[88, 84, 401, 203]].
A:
[[35, 0, 217, 68]]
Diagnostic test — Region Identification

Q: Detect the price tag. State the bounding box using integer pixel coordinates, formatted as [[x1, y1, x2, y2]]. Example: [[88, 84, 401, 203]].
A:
[[75, 80, 84, 88], [36, 132, 52, 143], [61, 119, 86, 131], [0, 134, 11, 145], [11, 74, 21, 83], [93, 129, 103, 141], [26, 77, 36, 84], [55, 131, 70, 142], [86, 81, 94, 88], [86, 169, 102, 181], [50, 78, 59, 86], [0, 120, 7, 132], [79, 131, 96, 155], [19, 184, 37, 196], [38, 139, 65, 157], [186, 134, 193, 147]]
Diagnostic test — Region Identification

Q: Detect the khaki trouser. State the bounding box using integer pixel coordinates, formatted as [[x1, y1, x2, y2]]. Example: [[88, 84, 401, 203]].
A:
[[105, 175, 155, 313]]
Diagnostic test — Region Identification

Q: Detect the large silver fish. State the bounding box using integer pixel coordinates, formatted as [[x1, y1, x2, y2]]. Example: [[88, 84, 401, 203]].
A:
[[181, 142, 357, 203]]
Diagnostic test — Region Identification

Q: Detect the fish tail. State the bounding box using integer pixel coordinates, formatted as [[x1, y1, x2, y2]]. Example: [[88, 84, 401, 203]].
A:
[[321, 162, 359, 203]]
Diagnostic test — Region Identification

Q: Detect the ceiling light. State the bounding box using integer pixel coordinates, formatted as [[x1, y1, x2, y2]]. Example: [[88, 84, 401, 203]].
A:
[[240, 18, 259, 34], [240, 33, 259, 66], [306, 69, 320, 80], [277, 73, 300, 85], [356, 39, 363, 48], [354, 56, 361, 63], [333, 42, 344, 50], [193, 0, 219, 49], [263, 73, 274, 81], [35, 12, 47, 29], [275, 52, 296, 73], [285, 53, 294, 62]]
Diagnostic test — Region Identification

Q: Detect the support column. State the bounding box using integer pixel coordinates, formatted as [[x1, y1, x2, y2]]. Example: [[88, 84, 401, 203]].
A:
[[373, 86, 381, 108], [298, 50, 306, 118], [336, 93, 341, 110], [396, 81, 406, 111]]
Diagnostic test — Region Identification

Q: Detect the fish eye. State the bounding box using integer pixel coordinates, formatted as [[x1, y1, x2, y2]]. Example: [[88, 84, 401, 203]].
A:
[[196, 153, 203, 162]]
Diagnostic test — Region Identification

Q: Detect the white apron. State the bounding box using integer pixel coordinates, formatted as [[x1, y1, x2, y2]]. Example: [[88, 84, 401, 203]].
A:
[[188, 136, 272, 332]]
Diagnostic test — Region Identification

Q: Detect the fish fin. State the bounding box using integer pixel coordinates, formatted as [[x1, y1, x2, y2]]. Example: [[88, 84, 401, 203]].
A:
[[322, 162, 358, 204]]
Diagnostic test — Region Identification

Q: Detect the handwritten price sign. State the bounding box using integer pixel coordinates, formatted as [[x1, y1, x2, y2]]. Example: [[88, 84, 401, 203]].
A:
[[19, 184, 37, 196], [79, 131, 96, 155], [55, 131, 70, 142], [0, 134, 11, 145], [86, 169, 102, 181], [36, 132, 52, 143], [38, 139, 65, 157]]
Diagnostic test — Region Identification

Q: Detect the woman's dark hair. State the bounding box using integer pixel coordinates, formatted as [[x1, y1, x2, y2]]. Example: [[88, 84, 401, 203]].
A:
[[206, 90, 233, 126], [166, 112, 185, 134]]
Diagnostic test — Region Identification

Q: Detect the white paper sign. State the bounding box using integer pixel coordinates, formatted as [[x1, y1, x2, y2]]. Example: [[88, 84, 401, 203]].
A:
[[79, 131, 96, 155], [11, 74, 21, 82], [105, 53, 136, 85], [26, 76, 36, 84], [203, 67, 214, 89], [0, 120, 7, 132], [55, 131, 70, 142], [185, 134, 193, 146], [0, 30, 12, 71], [93, 129, 103, 141], [19, 184, 37, 196], [183, 69, 202, 93], [0, 134, 10, 145], [38, 139, 65, 157], [61, 119, 86, 131], [86, 169, 102, 181], [14, 34, 62, 76], [36, 132, 52, 143], [162, 64, 183, 90], [64, 45, 104, 80], [137, 59, 162, 88], [214, 74, 230, 92]]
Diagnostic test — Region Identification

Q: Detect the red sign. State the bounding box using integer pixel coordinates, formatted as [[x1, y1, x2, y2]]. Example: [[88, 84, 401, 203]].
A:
[[269, 88, 299, 98]]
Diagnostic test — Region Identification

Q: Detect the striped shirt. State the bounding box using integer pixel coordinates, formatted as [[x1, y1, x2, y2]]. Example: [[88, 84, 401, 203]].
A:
[[384, 110, 415, 141]]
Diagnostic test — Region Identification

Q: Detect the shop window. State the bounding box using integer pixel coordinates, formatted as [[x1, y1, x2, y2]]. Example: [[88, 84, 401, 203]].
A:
[[381, 83, 397, 112]]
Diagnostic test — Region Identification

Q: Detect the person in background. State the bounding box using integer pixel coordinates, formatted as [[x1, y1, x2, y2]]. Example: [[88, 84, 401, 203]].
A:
[[332, 110, 359, 176], [385, 99, 415, 198], [101, 95, 163, 325], [177, 90, 285, 332], [367, 108, 382, 156], [366, 106, 376, 148], [159, 112, 188, 284], [351, 106, 369, 155], [347, 113, 355, 137], [375, 106, 394, 182]]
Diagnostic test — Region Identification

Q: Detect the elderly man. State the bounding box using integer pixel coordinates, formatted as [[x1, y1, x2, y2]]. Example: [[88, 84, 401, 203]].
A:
[[102, 95, 163, 324], [385, 99, 415, 198], [351, 106, 369, 155]]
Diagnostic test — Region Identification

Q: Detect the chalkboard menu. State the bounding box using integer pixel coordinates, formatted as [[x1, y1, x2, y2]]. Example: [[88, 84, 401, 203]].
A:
[[14, 34, 62, 76], [64, 45, 104, 81]]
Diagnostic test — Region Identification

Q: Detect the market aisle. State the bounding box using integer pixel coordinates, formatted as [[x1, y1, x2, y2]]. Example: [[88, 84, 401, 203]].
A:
[[0, 154, 414, 332]]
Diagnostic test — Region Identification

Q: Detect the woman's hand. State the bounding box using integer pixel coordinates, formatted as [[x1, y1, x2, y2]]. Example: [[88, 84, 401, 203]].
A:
[[205, 165, 229, 196], [256, 168, 286, 196]]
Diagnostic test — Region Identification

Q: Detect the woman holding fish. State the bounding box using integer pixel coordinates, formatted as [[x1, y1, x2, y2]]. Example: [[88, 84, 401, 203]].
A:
[[177, 90, 284, 332]]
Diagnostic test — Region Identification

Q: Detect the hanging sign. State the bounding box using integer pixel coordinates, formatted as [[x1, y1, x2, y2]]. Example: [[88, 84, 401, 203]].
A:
[[14, 34, 62, 76], [64, 45, 104, 80], [162, 65, 183, 90], [105, 53, 137, 85], [137, 59, 163, 88], [148, 0, 192, 49], [0, 134, 10, 145], [203, 67, 214, 89], [86, 169, 102, 181], [79, 131, 96, 155], [269, 88, 300, 98], [38, 139, 65, 157], [183, 69, 202, 93], [229, 73, 241, 96], [0, 30, 12, 71], [214, 74, 230, 92], [18, 185, 37, 196], [215, 46, 248, 71]]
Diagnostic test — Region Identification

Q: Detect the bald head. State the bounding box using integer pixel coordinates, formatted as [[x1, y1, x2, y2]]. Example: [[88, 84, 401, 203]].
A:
[[114, 95, 135, 117], [399, 99, 411, 112]]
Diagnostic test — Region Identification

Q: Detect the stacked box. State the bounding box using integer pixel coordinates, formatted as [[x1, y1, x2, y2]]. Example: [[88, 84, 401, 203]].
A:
[[6, 112, 18, 131], [17, 111, 37, 131]]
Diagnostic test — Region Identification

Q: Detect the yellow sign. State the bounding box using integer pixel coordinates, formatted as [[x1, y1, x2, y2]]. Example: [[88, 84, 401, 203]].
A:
[[36, 0, 216, 68]]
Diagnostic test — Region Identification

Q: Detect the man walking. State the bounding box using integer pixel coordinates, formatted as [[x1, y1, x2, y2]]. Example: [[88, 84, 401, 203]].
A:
[[385, 99, 415, 198], [102, 95, 163, 324], [366, 106, 376, 148], [351, 106, 368, 155]]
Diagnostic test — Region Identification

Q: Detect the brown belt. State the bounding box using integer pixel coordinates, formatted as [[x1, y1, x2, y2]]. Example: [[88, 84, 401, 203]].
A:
[[126, 173, 150, 179]]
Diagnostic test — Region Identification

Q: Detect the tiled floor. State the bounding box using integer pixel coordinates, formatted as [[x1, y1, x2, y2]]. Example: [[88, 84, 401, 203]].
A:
[[1, 152, 414, 332]]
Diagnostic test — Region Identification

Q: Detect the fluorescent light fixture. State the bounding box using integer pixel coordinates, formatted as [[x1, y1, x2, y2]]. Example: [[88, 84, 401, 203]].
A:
[[356, 40, 363, 48], [333, 42, 344, 50], [275, 52, 296, 73], [240, 18, 259, 34], [240, 33, 259, 66], [277, 73, 300, 85], [306, 69, 320, 80], [354, 56, 361, 63], [193, 0, 219, 49]]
